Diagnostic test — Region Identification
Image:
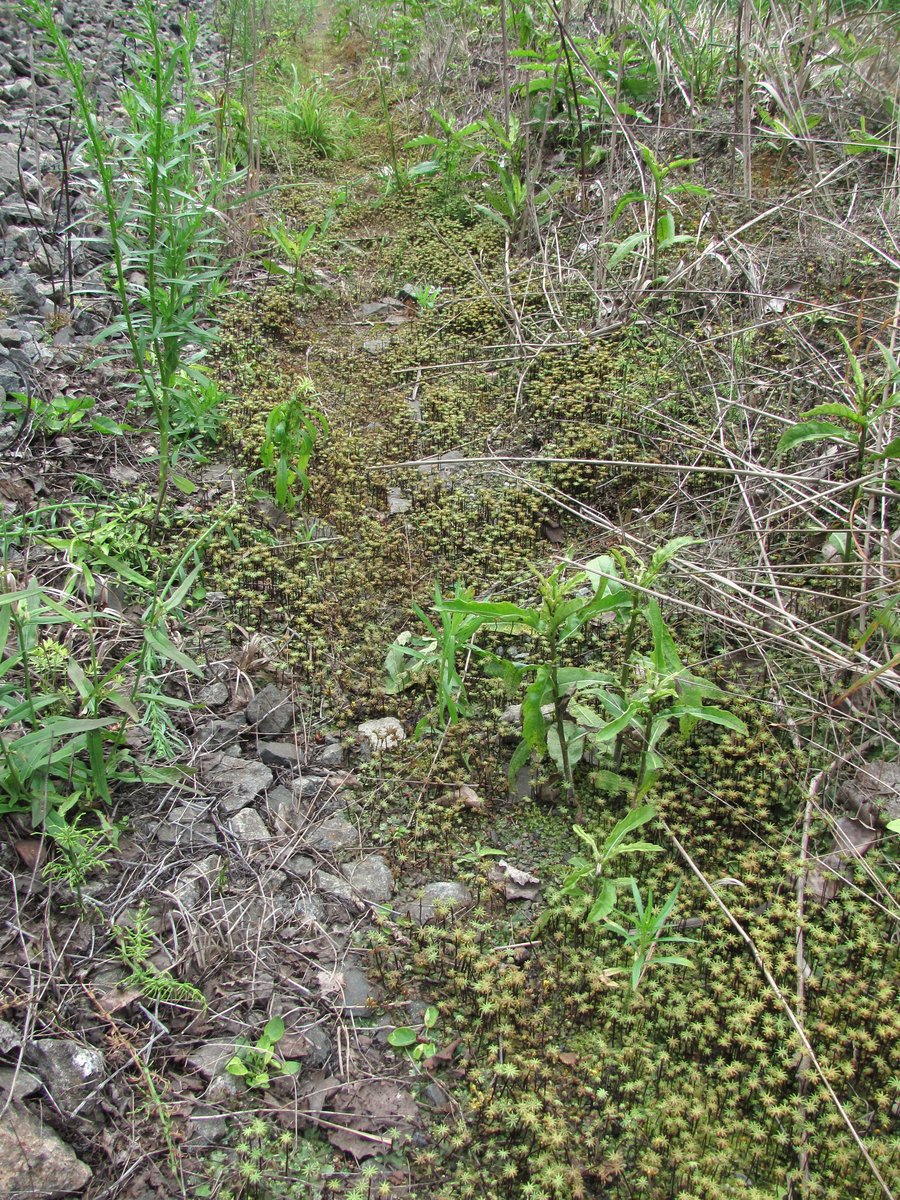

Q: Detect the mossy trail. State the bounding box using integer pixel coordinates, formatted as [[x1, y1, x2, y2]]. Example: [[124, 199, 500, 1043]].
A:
[[200, 8, 900, 1200]]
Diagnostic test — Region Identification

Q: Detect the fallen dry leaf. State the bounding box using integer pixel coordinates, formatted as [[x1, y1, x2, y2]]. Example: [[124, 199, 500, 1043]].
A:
[[13, 839, 46, 871]]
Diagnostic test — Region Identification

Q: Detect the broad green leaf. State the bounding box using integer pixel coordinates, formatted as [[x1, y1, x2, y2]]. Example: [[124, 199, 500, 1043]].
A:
[[647, 536, 698, 581], [887, 819, 900, 834], [581, 704, 638, 744], [143, 626, 201, 675], [776, 421, 854, 456], [656, 209, 675, 247], [603, 805, 656, 860], [280, 1059, 301, 1076], [388, 1027, 417, 1048], [521, 679, 548, 752], [872, 437, 900, 460], [669, 704, 747, 733], [800, 402, 864, 425], [507, 739, 531, 790], [226, 1057, 248, 1076], [608, 230, 650, 269], [424, 1005, 439, 1029], [587, 879, 618, 923], [262, 1015, 285, 1046]]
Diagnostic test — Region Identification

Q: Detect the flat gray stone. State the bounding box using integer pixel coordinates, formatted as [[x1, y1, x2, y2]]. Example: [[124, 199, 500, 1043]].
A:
[[315, 870, 354, 902], [188, 1040, 235, 1079], [346, 855, 394, 904], [0, 1104, 91, 1197], [204, 754, 273, 814], [259, 740, 304, 769], [27, 1038, 105, 1115], [315, 742, 344, 770], [305, 813, 357, 854], [0, 1066, 41, 1101], [338, 967, 379, 1017], [194, 720, 242, 756], [291, 772, 331, 800], [403, 881, 472, 923], [245, 684, 293, 735], [838, 760, 900, 825], [156, 802, 217, 850], [362, 337, 390, 355], [228, 808, 272, 844], [172, 855, 223, 907], [198, 681, 229, 707]]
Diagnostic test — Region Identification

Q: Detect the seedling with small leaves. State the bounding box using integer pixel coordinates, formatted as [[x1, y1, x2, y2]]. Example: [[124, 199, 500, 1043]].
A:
[[226, 1016, 300, 1089], [388, 1004, 440, 1064]]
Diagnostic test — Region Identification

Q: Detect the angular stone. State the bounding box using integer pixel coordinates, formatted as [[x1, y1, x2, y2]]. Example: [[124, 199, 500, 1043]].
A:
[[228, 808, 271, 844], [27, 1038, 105, 1115], [195, 718, 244, 752], [346, 855, 394, 904], [155, 802, 217, 850], [838, 760, 900, 826], [204, 754, 272, 814], [0, 1066, 41, 1101], [315, 742, 344, 770], [245, 684, 293, 735], [0, 1104, 91, 1197], [338, 967, 379, 1017], [259, 740, 304, 769], [172, 855, 223, 907], [198, 681, 229, 707], [305, 813, 357, 854], [315, 870, 354, 902], [403, 881, 472, 924], [290, 772, 330, 800]]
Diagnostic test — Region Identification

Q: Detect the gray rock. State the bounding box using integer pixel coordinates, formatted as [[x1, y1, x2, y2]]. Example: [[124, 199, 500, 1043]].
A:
[[338, 967, 379, 1017], [172, 855, 223, 907], [403, 881, 472, 923], [188, 1040, 238, 1079], [155, 802, 217, 849], [305, 813, 357, 854], [362, 337, 390, 355], [245, 684, 293, 735], [315, 741, 344, 770], [297, 1024, 331, 1067], [315, 870, 354, 902], [195, 718, 244, 752], [0, 1103, 92, 1197], [0, 1066, 41, 1102], [198, 681, 229, 707], [0, 1020, 21, 1053], [290, 893, 326, 926], [838, 760, 900, 826], [188, 1104, 229, 1145], [290, 772, 330, 800], [355, 298, 403, 319], [259, 740, 304, 769], [387, 487, 411, 515], [228, 808, 272, 844], [204, 754, 272, 814], [27, 1038, 105, 1115], [346, 855, 394, 904]]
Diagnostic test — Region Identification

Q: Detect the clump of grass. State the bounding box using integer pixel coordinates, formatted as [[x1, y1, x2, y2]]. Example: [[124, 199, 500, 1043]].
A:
[[282, 70, 345, 158]]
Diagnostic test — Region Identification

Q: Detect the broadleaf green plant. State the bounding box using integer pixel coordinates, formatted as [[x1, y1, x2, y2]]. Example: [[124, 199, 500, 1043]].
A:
[[227, 1016, 300, 1089], [258, 378, 329, 513], [605, 880, 696, 992], [777, 333, 900, 645], [609, 143, 708, 278]]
